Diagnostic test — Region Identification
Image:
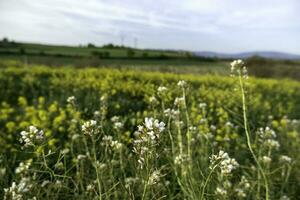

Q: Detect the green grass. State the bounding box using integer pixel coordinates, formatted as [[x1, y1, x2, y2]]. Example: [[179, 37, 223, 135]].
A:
[[0, 55, 228, 75], [2, 41, 300, 81], [0, 41, 186, 58]]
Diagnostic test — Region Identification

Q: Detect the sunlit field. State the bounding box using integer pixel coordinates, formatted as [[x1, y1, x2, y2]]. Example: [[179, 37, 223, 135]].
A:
[[1, 61, 300, 199]]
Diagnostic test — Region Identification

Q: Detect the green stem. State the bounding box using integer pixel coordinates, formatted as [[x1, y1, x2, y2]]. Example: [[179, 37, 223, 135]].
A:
[[200, 164, 217, 200], [92, 137, 102, 200], [238, 72, 269, 200], [183, 88, 191, 162]]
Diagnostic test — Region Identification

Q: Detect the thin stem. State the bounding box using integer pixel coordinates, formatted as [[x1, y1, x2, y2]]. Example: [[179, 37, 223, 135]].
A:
[[182, 88, 191, 161], [92, 137, 102, 200], [238, 72, 269, 200], [200, 164, 217, 200]]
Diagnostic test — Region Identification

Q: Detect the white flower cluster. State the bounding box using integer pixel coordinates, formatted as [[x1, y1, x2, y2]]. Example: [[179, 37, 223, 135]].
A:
[[234, 176, 251, 198], [67, 96, 76, 104], [148, 170, 161, 186], [110, 140, 123, 151], [94, 111, 100, 117], [86, 184, 94, 192], [164, 108, 180, 118], [199, 103, 207, 109], [19, 126, 44, 147], [230, 59, 244, 73], [133, 118, 165, 168], [215, 180, 232, 198], [230, 59, 248, 79], [101, 135, 113, 145], [215, 186, 227, 196], [177, 80, 187, 87], [125, 177, 140, 189], [210, 150, 239, 175], [149, 96, 158, 104], [261, 156, 272, 164], [257, 127, 280, 150], [81, 120, 99, 136], [174, 154, 190, 166], [144, 117, 165, 134], [280, 155, 292, 164], [4, 177, 33, 200], [157, 86, 168, 93], [101, 135, 123, 151], [111, 116, 124, 130], [15, 159, 32, 174], [174, 97, 184, 106]]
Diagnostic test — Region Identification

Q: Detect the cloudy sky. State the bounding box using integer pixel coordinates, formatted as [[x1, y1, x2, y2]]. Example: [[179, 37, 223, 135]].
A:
[[0, 0, 299, 54]]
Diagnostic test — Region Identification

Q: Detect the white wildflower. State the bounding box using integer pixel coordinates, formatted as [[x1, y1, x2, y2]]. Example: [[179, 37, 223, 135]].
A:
[[235, 176, 250, 198], [262, 156, 272, 164], [199, 102, 207, 108], [111, 140, 123, 151], [177, 80, 186, 87], [164, 108, 180, 118], [157, 86, 168, 93], [19, 126, 44, 147], [242, 66, 248, 79], [210, 125, 216, 131], [4, 177, 33, 200], [199, 118, 207, 124], [149, 96, 158, 104], [174, 154, 189, 165], [113, 122, 123, 130], [280, 155, 292, 164], [148, 170, 161, 186], [235, 188, 246, 198], [111, 116, 119, 122], [144, 117, 165, 133], [15, 159, 32, 174], [225, 121, 234, 127], [230, 59, 244, 73], [215, 187, 227, 196], [174, 97, 184, 106], [81, 120, 99, 136], [210, 150, 239, 175], [86, 184, 94, 192], [189, 126, 197, 132], [94, 111, 100, 117], [265, 139, 280, 150], [258, 127, 279, 149], [133, 118, 165, 168], [67, 96, 76, 104], [102, 135, 113, 145]]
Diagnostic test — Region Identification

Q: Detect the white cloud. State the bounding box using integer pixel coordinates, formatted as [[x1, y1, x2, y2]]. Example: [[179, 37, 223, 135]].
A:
[[0, 0, 299, 53]]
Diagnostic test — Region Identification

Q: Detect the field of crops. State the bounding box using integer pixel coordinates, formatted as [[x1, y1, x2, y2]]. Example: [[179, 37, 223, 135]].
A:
[[1, 62, 300, 199]]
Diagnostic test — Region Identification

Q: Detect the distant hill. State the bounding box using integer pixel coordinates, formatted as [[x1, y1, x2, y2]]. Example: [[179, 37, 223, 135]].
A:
[[1, 38, 300, 62], [194, 51, 300, 60]]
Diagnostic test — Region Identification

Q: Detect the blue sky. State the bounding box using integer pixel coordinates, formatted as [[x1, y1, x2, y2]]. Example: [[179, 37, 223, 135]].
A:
[[0, 0, 299, 54]]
